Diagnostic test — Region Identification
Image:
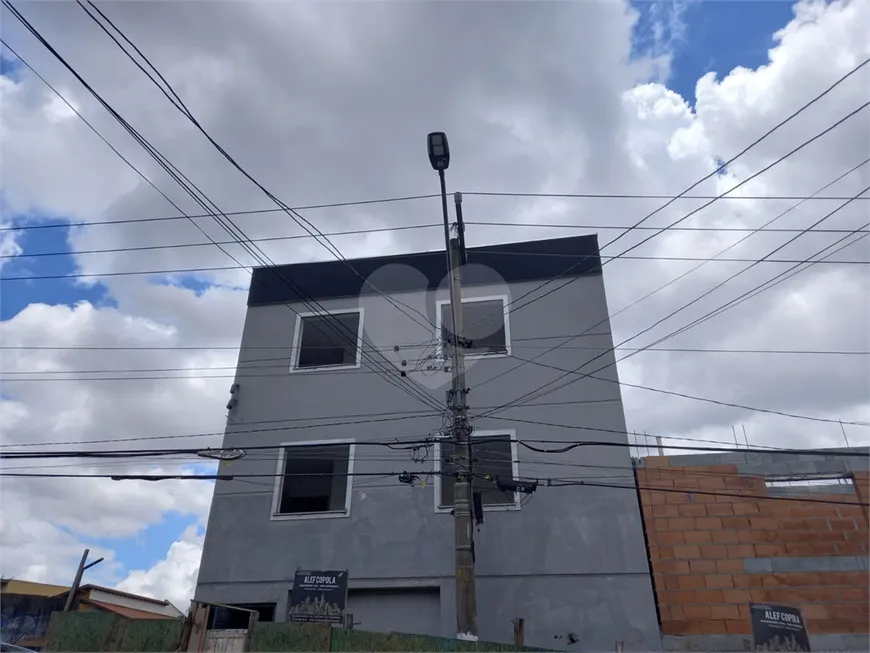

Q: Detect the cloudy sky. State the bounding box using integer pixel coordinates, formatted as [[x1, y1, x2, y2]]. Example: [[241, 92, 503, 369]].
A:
[[1, 0, 868, 612]]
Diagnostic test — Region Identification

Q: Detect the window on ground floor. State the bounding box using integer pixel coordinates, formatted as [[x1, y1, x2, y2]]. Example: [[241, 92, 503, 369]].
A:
[[438, 432, 518, 509], [207, 602, 275, 629], [272, 441, 354, 518]]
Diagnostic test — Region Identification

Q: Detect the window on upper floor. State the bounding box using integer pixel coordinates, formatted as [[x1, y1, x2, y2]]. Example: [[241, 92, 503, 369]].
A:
[[292, 310, 363, 371], [437, 432, 519, 510], [438, 297, 510, 358], [271, 441, 354, 519]]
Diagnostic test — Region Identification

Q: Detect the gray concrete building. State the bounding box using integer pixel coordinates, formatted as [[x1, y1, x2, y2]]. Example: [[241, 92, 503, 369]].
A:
[[195, 234, 662, 651]]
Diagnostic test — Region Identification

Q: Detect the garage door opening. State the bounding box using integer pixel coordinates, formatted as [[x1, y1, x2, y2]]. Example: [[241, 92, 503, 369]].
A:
[[346, 587, 441, 638]]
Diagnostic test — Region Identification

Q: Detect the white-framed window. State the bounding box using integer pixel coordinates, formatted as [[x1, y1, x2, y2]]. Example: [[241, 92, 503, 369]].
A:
[[289, 308, 364, 372], [270, 439, 355, 521], [434, 429, 521, 512], [436, 295, 510, 360]]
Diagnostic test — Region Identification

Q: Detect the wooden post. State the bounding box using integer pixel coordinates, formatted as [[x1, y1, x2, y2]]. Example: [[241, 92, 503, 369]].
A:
[[512, 618, 524, 648], [243, 610, 259, 652], [342, 613, 354, 629], [178, 605, 194, 653]]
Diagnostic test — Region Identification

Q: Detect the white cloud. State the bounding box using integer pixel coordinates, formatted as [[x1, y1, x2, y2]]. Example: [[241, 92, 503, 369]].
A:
[[116, 524, 204, 614], [0, 0, 868, 611]]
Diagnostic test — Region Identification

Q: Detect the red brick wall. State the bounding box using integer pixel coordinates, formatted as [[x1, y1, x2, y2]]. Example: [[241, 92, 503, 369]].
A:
[[637, 460, 869, 637]]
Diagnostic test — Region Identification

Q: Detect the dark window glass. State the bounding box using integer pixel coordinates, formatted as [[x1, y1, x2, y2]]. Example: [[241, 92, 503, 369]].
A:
[[440, 435, 515, 508], [296, 312, 360, 369], [278, 444, 351, 514], [442, 300, 507, 356]]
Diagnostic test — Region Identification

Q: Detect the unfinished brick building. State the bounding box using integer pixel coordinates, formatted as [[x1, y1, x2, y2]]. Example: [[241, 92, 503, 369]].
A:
[[635, 446, 869, 652]]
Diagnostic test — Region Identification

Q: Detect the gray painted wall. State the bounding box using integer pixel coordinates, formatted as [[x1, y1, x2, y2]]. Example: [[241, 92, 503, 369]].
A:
[[196, 273, 661, 651]]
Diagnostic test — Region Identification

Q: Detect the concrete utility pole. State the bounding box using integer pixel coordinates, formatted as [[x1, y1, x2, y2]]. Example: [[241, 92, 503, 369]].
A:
[[447, 234, 477, 640], [63, 548, 104, 611], [63, 549, 89, 611], [427, 132, 478, 640]]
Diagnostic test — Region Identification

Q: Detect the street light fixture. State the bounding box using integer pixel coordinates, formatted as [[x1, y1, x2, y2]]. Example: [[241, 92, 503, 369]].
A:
[[428, 132, 453, 276], [427, 132, 450, 171]]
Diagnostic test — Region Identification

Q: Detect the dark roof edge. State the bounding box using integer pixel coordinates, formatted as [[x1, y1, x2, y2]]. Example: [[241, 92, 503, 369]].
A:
[[247, 233, 601, 307]]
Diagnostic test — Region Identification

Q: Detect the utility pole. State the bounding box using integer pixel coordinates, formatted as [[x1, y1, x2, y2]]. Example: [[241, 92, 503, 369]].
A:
[[427, 132, 478, 640], [448, 233, 477, 640], [63, 548, 104, 611], [63, 549, 89, 611]]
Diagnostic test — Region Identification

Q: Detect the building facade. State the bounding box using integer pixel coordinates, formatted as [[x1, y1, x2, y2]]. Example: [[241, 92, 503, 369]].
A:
[[195, 234, 662, 651], [635, 447, 870, 652]]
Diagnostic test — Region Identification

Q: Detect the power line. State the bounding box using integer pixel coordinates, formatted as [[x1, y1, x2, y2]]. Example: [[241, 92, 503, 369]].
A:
[[0, 468, 864, 508], [75, 0, 439, 338], [0, 372, 378, 381], [0, 427, 768, 459], [466, 222, 869, 234], [4, 214, 868, 236], [4, 251, 867, 281], [5, 432, 867, 461], [1, 15, 442, 415], [457, 60, 870, 335], [473, 169, 870, 420], [75, 8, 443, 412], [474, 103, 870, 334], [2, 4, 444, 413], [463, 191, 870, 202], [160, 478, 870, 507], [494, 221, 870, 420], [3, 436, 865, 505], [471, 252, 867, 265], [648, 231, 870, 350], [8, 14, 870, 454], [6, 236, 869, 265], [4, 343, 867, 377], [498, 436, 870, 458], [0, 396, 619, 449], [1, 342, 865, 355], [5, 446, 858, 485], [485, 359, 868, 427]]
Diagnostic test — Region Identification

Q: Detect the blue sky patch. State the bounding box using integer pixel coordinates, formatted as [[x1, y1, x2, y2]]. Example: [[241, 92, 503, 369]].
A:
[[652, 0, 797, 105], [88, 512, 201, 578], [1, 218, 112, 320], [152, 274, 217, 297], [631, 0, 695, 69], [0, 53, 22, 81]]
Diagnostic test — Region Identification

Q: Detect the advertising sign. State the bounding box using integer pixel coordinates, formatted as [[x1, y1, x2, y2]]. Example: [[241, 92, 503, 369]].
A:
[[750, 603, 811, 652], [287, 570, 348, 624]]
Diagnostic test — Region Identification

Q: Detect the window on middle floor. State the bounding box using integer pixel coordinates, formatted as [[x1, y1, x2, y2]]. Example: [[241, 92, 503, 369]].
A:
[[439, 433, 518, 509], [273, 442, 354, 517], [293, 310, 362, 370]]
